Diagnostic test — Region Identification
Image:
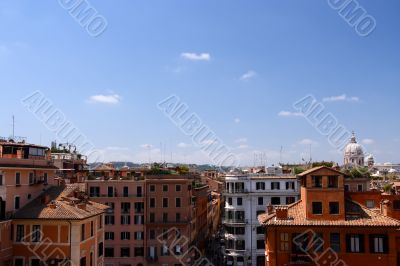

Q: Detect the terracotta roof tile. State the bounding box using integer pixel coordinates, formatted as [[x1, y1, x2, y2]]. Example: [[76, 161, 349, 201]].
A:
[[13, 185, 108, 220], [258, 200, 400, 227]]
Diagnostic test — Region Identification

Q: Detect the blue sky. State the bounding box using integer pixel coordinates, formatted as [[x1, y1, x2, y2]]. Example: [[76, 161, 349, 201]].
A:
[[0, 0, 399, 165]]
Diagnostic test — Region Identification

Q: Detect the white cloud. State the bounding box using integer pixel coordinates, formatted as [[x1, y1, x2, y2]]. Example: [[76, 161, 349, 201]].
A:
[[240, 70, 257, 81], [278, 111, 303, 117], [140, 144, 153, 149], [235, 138, 248, 143], [177, 142, 191, 148], [322, 94, 359, 102], [237, 144, 249, 149], [299, 139, 318, 146], [180, 52, 210, 61], [201, 139, 217, 145], [362, 138, 375, 145], [88, 94, 121, 104], [234, 118, 241, 123]]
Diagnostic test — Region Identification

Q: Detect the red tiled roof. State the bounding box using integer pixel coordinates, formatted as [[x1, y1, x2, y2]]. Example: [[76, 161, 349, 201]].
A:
[[258, 200, 400, 227], [297, 166, 345, 177], [13, 185, 108, 220]]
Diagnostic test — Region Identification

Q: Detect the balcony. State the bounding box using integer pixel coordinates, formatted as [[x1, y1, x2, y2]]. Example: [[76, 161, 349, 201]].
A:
[[222, 218, 247, 225], [223, 189, 249, 194]]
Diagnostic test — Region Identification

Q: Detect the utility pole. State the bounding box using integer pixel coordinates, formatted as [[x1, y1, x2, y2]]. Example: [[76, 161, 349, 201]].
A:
[[12, 115, 15, 139]]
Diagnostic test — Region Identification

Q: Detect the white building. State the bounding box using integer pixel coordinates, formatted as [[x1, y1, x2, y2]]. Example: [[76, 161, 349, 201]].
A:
[[223, 174, 299, 266]]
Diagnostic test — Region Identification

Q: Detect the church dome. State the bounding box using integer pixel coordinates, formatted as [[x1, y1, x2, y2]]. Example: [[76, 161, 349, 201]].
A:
[[344, 134, 364, 156]]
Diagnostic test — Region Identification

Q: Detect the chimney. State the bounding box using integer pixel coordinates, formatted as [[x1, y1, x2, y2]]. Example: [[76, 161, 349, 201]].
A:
[[267, 203, 274, 215], [275, 207, 289, 220], [48, 200, 57, 209]]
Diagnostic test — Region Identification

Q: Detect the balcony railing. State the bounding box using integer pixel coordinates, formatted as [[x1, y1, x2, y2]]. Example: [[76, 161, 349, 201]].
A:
[[222, 218, 247, 224], [223, 189, 249, 194]]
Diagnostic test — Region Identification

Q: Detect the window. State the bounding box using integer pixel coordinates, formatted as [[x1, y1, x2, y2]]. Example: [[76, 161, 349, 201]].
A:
[[15, 172, 21, 185], [90, 221, 94, 237], [176, 213, 181, 222], [44, 173, 48, 184], [0, 174, 3, 186], [286, 197, 295, 205], [314, 233, 324, 253], [256, 182, 265, 190], [163, 185, 168, 192], [312, 202, 322, 215], [271, 182, 280, 190], [370, 235, 388, 254], [228, 197, 233, 205], [344, 184, 349, 192], [89, 187, 100, 197], [357, 184, 363, 192], [120, 247, 130, 257], [105, 232, 114, 240], [134, 215, 144, 224], [134, 202, 144, 213], [105, 248, 114, 257], [271, 197, 281, 205], [98, 242, 104, 257], [29, 173, 34, 185], [176, 198, 181, 207], [137, 186, 142, 197], [134, 232, 144, 240], [163, 198, 168, 208], [134, 247, 144, 257], [366, 200, 375, 209], [149, 230, 155, 239], [346, 234, 364, 253], [286, 181, 295, 190], [121, 202, 130, 213], [174, 245, 182, 255], [15, 196, 20, 210], [123, 186, 129, 197], [121, 232, 130, 240], [312, 176, 322, 188], [280, 233, 289, 251], [150, 185, 155, 192], [150, 213, 155, 223], [32, 225, 41, 242], [107, 187, 113, 197], [163, 213, 168, 222], [237, 197, 243, 206], [121, 215, 131, 225], [81, 224, 85, 241], [258, 197, 263, 206], [393, 200, 400, 210], [328, 176, 338, 188], [329, 202, 339, 215], [105, 215, 114, 225], [150, 198, 156, 208], [31, 259, 40, 266], [257, 240, 264, 249], [256, 210, 265, 217], [256, 226, 265, 235], [80, 258, 86, 266], [330, 233, 340, 253], [176, 185, 181, 191], [16, 224, 24, 242]]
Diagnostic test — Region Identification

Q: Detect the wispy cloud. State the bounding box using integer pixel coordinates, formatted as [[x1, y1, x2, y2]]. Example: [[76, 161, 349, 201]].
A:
[[177, 142, 191, 148], [322, 94, 359, 102], [180, 52, 210, 61], [240, 70, 257, 81], [140, 144, 153, 149], [235, 137, 248, 143], [237, 144, 249, 149], [362, 138, 375, 145], [299, 138, 318, 146], [278, 111, 303, 117], [88, 94, 121, 104], [234, 118, 241, 123]]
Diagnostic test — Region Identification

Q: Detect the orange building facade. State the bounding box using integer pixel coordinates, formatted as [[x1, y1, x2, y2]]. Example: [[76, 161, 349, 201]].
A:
[[259, 166, 400, 266]]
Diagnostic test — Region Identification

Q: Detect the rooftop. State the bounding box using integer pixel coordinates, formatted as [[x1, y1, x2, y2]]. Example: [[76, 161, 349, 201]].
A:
[[258, 200, 400, 227], [13, 184, 108, 220]]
